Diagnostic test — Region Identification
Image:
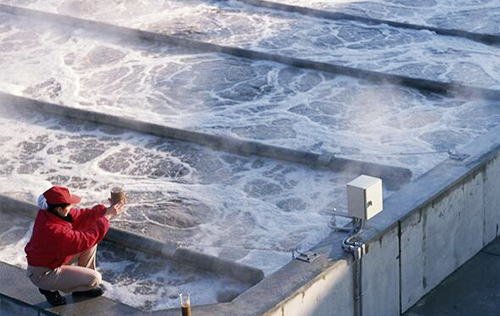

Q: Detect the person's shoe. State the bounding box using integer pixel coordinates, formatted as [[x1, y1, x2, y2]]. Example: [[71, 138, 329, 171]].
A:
[[39, 288, 66, 306], [72, 286, 104, 298]]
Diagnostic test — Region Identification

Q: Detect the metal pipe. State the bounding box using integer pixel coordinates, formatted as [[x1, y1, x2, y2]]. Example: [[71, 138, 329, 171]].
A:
[[342, 218, 366, 316]]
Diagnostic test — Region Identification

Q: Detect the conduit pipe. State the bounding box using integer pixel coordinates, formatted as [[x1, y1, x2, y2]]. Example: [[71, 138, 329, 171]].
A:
[[342, 218, 366, 316]]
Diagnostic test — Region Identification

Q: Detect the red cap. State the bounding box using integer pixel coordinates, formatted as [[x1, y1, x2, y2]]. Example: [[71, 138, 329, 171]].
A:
[[43, 186, 81, 205]]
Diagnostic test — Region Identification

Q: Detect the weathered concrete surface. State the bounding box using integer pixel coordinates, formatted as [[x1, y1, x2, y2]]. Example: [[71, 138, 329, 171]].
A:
[[483, 156, 500, 246], [357, 125, 500, 314], [362, 226, 400, 316], [400, 171, 485, 311], [0, 261, 142, 316], [404, 239, 500, 316], [263, 259, 353, 316], [0, 296, 47, 316]]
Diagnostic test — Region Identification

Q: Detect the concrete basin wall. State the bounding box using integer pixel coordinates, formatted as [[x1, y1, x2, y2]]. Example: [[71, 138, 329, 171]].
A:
[[260, 127, 500, 316]]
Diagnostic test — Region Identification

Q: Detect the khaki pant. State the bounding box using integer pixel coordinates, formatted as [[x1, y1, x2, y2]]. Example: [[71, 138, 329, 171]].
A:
[[27, 245, 102, 293]]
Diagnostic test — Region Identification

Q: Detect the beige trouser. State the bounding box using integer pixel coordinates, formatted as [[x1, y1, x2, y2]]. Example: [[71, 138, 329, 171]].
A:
[[27, 245, 102, 293]]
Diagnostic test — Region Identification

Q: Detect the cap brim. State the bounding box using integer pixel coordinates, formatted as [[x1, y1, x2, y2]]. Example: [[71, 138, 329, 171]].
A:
[[69, 194, 82, 204]]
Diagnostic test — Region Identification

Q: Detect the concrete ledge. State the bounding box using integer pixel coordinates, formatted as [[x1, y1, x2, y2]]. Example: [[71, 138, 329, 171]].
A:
[[360, 123, 500, 244], [0, 293, 57, 316], [235, 0, 500, 45], [0, 261, 144, 316], [0, 194, 264, 285], [0, 5, 499, 101], [0, 92, 412, 190]]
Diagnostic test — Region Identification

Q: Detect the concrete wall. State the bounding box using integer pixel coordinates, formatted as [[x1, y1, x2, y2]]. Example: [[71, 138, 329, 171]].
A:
[[400, 154, 500, 312], [400, 170, 485, 311], [259, 150, 500, 316], [362, 226, 400, 316], [264, 259, 353, 316]]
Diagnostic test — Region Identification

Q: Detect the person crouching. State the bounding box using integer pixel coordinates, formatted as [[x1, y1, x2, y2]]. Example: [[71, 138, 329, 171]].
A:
[[24, 186, 125, 306]]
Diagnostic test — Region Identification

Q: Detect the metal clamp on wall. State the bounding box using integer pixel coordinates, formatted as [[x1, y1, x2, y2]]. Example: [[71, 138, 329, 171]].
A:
[[292, 248, 320, 263]]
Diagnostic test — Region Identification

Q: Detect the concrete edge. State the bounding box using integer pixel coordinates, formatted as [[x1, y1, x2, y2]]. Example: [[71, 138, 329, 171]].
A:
[[0, 91, 412, 190], [0, 261, 145, 316], [358, 123, 500, 247], [0, 291, 58, 316], [0, 195, 264, 285], [0, 4, 499, 101], [231, 232, 353, 316], [235, 0, 500, 45]]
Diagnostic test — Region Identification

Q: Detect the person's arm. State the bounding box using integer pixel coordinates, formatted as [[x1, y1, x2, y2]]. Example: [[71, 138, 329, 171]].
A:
[[71, 205, 107, 228], [72, 201, 125, 229], [55, 218, 109, 257]]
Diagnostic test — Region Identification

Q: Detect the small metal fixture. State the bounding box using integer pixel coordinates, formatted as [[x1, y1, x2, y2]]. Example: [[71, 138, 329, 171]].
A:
[[292, 249, 320, 263], [448, 150, 469, 161]]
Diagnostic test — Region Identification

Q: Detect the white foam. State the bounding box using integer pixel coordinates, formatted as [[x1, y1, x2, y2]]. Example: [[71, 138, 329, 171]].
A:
[[0, 224, 32, 269]]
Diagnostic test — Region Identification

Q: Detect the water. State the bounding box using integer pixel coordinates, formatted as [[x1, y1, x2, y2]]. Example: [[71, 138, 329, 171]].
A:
[[0, 13, 499, 177], [0, 106, 348, 270], [0, 0, 499, 88], [0, 0, 499, 311], [0, 208, 251, 310], [245, 0, 500, 35]]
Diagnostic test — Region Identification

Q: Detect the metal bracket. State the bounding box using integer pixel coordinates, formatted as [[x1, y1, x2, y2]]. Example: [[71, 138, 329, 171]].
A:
[[448, 150, 469, 161], [292, 250, 320, 263]]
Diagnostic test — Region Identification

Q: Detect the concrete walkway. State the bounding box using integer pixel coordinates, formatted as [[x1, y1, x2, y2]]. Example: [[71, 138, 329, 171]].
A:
[[404, 236, 500, 316]]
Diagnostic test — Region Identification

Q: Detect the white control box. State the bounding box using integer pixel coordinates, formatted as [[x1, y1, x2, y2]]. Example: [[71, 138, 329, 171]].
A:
[[347, 175, 383, 221]]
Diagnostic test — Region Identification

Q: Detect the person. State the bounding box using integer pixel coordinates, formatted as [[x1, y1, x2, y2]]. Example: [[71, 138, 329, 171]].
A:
[[24, 186, 126, 306]]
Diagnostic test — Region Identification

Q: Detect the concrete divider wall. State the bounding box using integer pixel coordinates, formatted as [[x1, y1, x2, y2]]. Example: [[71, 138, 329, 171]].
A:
[[0, 194, 264, 285], [235, 0, 500, 45], [362, 227, 400, 316], [0, 92, 412, 189], [260, 147, 500, 316]]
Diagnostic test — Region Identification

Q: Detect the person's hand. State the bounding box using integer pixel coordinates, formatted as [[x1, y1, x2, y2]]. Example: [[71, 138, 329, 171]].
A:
[[104, 200, 126, 220]]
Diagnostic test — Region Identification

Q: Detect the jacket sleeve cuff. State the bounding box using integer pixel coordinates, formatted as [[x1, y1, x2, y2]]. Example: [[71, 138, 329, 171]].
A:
[[94, 204, 108, 219]]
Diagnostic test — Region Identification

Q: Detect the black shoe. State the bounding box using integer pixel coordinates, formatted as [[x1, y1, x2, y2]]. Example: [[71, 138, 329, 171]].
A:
[[39, 288, 66, 306], [72, 286, 104, 298]]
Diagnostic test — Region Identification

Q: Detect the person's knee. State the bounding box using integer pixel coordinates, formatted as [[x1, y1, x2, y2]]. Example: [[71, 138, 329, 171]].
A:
[[89, 271, 102, 287]]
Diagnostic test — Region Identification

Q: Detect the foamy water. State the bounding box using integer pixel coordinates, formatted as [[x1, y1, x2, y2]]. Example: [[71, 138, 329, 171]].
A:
[[0, 107, 350, 268], [1, 0, 500, 311], [0, 209, 251, 310], [0, 14, 499, 178], [0, 0, 499, 88], [243, 0, 500, 35]]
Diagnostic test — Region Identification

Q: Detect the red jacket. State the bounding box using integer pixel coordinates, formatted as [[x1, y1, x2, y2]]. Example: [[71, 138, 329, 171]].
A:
[[25, 205, 109, 269]]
